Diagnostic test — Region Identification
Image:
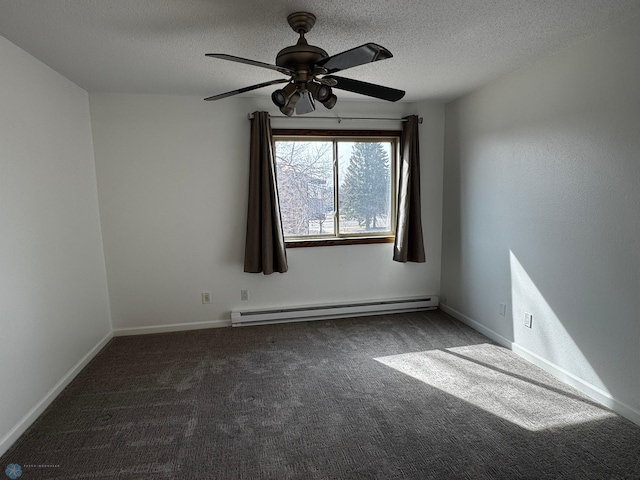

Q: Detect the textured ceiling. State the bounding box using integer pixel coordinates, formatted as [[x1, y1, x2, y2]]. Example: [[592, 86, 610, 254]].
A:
[[1, 0, 639, 102]]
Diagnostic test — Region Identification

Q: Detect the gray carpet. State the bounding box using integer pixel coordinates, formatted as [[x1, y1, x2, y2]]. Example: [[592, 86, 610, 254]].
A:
[[2, 310, 639, 479]]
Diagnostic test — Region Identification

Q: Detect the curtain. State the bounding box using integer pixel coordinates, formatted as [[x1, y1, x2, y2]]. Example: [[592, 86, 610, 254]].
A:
[[243, 111, 288, 274], [393, 115, 426, 263]]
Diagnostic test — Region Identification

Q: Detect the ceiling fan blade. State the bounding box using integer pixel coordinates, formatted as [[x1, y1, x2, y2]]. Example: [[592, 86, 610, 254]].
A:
[[315, 43, 393, 74], [324, 75, 405, 102], [204, 79, 289, 101], [295, 91, 316, 115], [205, 53, 294, 76]]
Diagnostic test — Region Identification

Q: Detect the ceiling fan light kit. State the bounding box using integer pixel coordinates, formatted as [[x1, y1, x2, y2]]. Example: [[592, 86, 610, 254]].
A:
[[204, 12, 405, 116], [321, 93, 338, 110], [306, 82, 332, 102], [271, 82, 298, 108]]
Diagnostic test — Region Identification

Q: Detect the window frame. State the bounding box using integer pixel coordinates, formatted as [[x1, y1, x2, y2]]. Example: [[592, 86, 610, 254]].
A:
[[272, 129, 401, 248]]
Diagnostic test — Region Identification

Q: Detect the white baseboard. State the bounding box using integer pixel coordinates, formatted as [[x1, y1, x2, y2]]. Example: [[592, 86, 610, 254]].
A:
[[1, 319, 231, 456], [511, 343, 640, 426], [440, 304, 513, 348], [113, 319, 231, 336], [439, 304, 640, 427], [0, 331, 113, 457]]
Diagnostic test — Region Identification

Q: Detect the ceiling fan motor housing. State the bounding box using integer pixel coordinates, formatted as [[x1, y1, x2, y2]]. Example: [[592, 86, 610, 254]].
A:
[[277, 11, 328, 87], [276, 42, 328, 77]]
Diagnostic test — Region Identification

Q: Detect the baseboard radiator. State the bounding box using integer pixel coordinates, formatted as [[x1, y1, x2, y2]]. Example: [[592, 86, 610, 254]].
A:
[[231, 295, 439, 327]]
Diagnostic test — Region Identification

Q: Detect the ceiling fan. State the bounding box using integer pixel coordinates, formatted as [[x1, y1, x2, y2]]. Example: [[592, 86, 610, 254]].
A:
[[204, 12, 405, 116]]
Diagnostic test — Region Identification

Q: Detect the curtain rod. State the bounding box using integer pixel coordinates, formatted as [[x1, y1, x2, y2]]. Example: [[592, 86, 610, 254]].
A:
[[247, 114, 422, 124]]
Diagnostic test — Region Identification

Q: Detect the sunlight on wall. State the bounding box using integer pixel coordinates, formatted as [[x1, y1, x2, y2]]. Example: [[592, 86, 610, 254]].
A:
[[375, 344, 614, 431], [509, 251, 608, 392]]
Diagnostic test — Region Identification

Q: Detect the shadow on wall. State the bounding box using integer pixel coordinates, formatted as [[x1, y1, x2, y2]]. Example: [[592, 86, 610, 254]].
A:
[[507, 238, 640, 421], [509, 251, 607, 393]]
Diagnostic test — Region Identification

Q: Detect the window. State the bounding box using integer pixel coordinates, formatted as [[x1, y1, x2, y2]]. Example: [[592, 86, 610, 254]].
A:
[[273, 130, 399, 247]]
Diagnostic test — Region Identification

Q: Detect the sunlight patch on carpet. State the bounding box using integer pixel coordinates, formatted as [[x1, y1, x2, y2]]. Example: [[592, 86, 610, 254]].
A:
[[375, 343, 615, 431]]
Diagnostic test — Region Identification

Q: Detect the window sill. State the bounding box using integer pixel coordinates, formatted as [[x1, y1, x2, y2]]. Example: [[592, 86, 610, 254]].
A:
[[285, 236, 395, 248]]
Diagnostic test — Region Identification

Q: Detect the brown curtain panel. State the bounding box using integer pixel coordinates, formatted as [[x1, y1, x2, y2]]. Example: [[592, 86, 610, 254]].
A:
[[393, 115, 426, 263], [243, 111, 288, 274]]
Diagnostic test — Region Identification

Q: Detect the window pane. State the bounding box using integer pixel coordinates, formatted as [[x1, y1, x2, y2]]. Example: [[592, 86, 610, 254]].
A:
[[275, 141, 335, 237], [338, 141, 392, 234]]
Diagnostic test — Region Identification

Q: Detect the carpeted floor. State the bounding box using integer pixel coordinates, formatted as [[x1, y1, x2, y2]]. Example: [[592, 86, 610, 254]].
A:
[[2, 310, 639, 479]]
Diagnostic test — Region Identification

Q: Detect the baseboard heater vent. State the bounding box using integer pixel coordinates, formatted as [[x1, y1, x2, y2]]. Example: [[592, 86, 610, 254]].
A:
[[231, 296, 439, 327]]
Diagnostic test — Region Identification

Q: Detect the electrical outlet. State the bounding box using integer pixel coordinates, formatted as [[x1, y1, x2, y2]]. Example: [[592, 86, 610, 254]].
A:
[[202, 292, 211, 304], [499, 303, 507, 317], [524, 312, 533, 328], [241, 289, 249, 301]]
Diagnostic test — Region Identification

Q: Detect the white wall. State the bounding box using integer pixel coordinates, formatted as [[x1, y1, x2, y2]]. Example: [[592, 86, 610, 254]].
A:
[[0, 36, 112, 451], [89, 94, 443, 330], [442, 13, 640, 419]]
